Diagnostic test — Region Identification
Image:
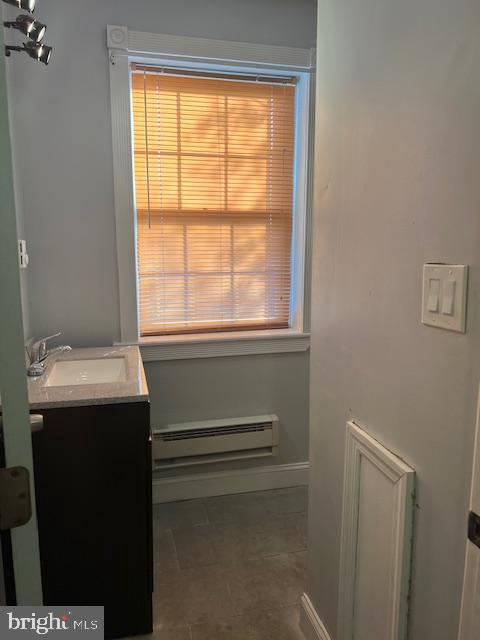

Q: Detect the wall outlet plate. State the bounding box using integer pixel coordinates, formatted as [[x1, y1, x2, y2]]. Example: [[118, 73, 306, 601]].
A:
[[422, 264, 468, 333]]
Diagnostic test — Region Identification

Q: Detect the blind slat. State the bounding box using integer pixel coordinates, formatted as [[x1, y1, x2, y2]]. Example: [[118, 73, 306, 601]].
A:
[[131, 67, 295, 336]]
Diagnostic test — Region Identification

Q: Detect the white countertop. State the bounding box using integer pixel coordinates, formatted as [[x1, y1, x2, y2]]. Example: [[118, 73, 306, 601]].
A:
[[26, 346, 149, 410]]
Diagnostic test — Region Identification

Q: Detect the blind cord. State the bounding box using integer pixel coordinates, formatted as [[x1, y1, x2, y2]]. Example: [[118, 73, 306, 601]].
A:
[[143, 71, 152, 229]]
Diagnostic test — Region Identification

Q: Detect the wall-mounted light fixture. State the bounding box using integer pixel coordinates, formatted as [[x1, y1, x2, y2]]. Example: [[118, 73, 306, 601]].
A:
[[2, 0, 35, 13], [5, 41, 51, 65], [3, 0, 52, 64], [4, 14, 46, 42]]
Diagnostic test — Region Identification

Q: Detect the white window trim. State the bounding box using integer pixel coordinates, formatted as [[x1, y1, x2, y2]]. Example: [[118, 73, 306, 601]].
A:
[[108, 26, 313, 361]]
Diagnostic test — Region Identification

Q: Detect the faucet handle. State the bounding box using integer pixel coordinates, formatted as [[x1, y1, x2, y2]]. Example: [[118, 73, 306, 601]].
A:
[[30, 332, 62, 362]]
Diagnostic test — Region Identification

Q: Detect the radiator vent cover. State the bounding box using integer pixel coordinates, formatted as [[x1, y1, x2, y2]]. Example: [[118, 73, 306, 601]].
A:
[[152, 414, 279, 469]]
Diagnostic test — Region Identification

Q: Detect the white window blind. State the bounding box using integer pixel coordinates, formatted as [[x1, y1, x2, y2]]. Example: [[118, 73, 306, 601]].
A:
[[131, 65, 296, 336]]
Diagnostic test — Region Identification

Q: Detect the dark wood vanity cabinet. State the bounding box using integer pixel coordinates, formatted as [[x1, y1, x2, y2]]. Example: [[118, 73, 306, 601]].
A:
[[31, 401, 153, 639]]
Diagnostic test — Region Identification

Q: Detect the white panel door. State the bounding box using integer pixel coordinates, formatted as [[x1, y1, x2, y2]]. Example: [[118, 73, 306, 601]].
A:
[[354, 455, 399, 638], [458, 386, 480, 640], [338, 422, 415, 640], [0, 23, 43, 603]]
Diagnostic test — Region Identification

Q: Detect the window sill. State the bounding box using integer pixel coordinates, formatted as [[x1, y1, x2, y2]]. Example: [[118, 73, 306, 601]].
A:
[[131, 329, 310, 362]]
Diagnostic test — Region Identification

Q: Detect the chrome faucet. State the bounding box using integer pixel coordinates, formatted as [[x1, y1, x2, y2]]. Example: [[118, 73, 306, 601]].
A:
[[27, 332, 72, 377]]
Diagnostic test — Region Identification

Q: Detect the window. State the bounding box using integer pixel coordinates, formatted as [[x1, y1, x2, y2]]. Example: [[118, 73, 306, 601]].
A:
[[108, 27, 312, 356], [131, 66, 296, 337]]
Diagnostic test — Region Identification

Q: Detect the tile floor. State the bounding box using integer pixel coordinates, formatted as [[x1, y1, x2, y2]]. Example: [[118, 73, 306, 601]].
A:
[[138, 486, 308, 640]]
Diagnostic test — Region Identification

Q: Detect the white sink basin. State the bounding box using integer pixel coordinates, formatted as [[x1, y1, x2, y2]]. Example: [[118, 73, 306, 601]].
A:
[[45, 358, 127, 387]]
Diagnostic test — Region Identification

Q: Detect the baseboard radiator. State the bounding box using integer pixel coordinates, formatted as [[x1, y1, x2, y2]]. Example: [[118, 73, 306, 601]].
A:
[[152, 414, 279, 469]]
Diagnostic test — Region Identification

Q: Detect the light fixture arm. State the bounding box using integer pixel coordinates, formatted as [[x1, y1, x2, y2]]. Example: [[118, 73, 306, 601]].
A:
[[4, 22, 23, 36], [4, 45, 23, 57]]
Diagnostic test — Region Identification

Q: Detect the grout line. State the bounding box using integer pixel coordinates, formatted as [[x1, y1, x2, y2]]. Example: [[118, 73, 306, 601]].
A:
[[201, 498, 211, 525], [168, 528, 181, 572], [224, 567, 236, 617]]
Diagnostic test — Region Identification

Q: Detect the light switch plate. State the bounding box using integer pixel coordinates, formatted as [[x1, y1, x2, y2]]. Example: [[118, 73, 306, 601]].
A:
[[18, 239, 29, 269], [422, 264, 468, 333]]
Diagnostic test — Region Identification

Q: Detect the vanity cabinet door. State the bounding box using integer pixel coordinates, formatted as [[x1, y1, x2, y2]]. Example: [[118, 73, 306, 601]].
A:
[[32, 402, 152, 639]]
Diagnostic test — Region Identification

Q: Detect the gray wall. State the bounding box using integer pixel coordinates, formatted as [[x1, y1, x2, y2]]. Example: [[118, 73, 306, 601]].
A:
[[3, 1, 30, 338], [308, 0, 480, 638], [6, 0, 316, 468], [6, 77, 31, 339], [147, 351, 309, 475]]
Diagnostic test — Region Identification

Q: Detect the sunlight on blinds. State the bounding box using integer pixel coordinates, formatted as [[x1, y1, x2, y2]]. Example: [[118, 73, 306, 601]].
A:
[[131, 67, 295, 336]]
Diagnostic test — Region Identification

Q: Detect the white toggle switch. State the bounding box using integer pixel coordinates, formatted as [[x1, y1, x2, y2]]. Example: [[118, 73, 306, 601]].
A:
[[427, 278, 440, 312], [422, 264, 468, 333], [442, 279, 456, 316]]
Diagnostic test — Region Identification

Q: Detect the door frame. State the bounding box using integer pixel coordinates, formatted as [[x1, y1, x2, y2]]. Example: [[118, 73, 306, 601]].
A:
[[458, 384, 480, 639], [0, 23, 43, 604]]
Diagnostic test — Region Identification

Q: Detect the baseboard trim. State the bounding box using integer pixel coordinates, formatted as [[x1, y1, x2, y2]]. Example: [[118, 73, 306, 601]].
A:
[[300, 594, 332, 640], [152, 461, 309, 503]]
